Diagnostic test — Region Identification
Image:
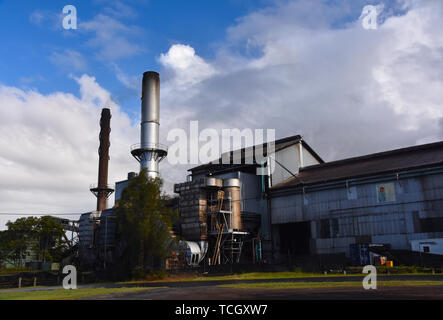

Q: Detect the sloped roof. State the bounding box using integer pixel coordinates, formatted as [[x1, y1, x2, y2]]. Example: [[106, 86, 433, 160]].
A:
[[271, 140, 443, 190], [189, 135, 324, 174]]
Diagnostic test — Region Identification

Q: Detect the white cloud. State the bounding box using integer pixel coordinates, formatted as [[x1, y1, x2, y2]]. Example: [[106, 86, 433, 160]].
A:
[[102, 1, 138, 19], [112, 63, 140, 91], [29, 9, 64, 31], [81, 14, 145, 61], [158, 0, 443, 166], [159, 44, 217, 87], [49, 49, 88, 72], [0, 75, 138, 229], [4, 0, 443, 228]]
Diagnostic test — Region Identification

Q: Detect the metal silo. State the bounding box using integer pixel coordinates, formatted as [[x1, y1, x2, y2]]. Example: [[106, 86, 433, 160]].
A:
[[223, 178, 242, 231]]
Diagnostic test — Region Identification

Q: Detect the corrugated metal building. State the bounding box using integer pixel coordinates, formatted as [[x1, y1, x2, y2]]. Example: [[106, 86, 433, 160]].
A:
[[270, 140, 443, 263], [179, 135, 325, 263], [180, 135, 443, 266]]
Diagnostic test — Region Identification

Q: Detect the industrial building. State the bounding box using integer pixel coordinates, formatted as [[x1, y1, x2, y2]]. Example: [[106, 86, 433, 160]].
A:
[[174, 136, 443, 268], [269, 140, 443, 265], [78, 70, 443, 271]]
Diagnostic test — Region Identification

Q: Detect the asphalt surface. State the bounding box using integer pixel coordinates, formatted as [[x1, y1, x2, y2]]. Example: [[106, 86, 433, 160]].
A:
[[2, 275, 443, 300], [84, 275, 443, 300], [110, 274, 443, 288], [84, 284, 443, 300]]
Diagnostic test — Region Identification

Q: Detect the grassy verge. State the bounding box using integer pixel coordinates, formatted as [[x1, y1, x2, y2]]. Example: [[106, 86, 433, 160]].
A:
[[117, 272, 363, 284], [218, 280, 443, 290], [119, 269, 443, 284], [0, 287, 163, 300]]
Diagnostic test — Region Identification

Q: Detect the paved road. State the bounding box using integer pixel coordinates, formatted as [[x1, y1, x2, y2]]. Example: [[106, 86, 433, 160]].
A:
[[3, 275, 443, 300], [84, 284, 443, 300], [110, 275, 443, 288], [82, 275, 443, 300]]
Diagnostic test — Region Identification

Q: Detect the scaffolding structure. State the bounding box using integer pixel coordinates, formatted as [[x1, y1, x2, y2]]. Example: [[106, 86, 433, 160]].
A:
[[207, 189, 248, 265]]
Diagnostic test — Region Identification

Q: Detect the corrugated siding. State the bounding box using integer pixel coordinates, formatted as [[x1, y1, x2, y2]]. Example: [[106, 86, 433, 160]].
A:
[[272, 172, 443, 255]]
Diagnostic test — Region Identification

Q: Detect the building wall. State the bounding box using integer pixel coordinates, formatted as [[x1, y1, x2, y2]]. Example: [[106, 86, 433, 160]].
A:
[[271, 143, 322, 187], [115, 179, 130, 204], [301, 143, 321, 168], [410, 238, 443, 255], [272, 145, 300, 186], [271, 169, 443, 258]]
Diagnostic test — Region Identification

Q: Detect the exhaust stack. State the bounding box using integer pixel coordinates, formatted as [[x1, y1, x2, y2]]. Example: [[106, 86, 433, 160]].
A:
[[90, 108, 114, 211], [131, 72, 168, 178]]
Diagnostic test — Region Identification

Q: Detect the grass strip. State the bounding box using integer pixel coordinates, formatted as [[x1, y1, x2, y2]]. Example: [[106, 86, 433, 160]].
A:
[[0, 287, 162, 300], [218, 280, 443, 290], [118, 270, 443, 284]]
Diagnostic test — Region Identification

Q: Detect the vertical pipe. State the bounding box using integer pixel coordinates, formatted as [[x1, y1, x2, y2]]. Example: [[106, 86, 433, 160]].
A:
[[97, 108, 111, 211], [140, 71, 160, 178]]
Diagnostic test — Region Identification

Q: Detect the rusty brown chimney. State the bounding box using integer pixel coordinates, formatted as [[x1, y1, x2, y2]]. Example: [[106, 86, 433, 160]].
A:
[[90, 108, 114, 211]]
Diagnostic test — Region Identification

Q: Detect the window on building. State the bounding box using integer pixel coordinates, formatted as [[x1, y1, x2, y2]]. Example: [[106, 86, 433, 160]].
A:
[[423, 246, 430, 253]]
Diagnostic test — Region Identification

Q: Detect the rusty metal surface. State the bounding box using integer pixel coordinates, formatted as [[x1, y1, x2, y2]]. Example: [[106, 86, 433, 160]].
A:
[[95, 108, 112, 211]]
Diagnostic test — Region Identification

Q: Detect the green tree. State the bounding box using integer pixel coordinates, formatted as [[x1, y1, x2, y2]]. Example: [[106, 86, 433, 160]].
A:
[[114, 169, 177, 279], [0, 216, 68, 267], [3, 217, 38, 267], [33, 216, 69, 263]]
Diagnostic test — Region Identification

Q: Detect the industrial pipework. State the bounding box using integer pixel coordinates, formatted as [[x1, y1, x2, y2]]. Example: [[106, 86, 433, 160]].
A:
[[131, 71, 168, 178], [90, 108, 114, 211]]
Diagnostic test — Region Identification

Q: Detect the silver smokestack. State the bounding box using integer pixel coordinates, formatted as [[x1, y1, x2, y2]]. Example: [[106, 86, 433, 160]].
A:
[[131, 71, 167, 179]]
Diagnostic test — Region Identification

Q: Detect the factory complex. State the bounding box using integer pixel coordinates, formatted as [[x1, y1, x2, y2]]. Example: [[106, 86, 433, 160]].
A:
[[77, 71, 443, 273]]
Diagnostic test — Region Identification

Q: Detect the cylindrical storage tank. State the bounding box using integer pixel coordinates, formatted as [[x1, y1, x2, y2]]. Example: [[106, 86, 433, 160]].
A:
[[223, 178, 242, 230], [98, 209, 117, 248], [205, 177, 223, 188]]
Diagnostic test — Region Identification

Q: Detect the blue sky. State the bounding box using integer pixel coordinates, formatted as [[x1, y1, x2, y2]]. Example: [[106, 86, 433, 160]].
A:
[[0, 0, 409, 118], [1, 0, 443, 226], [0, 0, 266, 119]]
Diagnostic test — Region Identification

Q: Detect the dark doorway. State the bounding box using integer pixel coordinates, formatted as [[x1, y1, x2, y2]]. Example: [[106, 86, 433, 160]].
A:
[[279, 222, 311, 255]]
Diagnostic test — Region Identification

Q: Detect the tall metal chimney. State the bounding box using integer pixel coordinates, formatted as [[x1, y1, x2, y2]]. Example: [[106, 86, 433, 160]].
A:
[[90, 108, 114, 211], [131, 71, 168, 178]]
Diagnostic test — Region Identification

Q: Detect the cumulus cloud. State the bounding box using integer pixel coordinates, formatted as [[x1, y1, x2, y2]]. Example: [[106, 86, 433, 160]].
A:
[[0, 75, 138, 229], [158, 0, 443, 166], [159, 44, 217, 87], [4, 0, 443, 228]]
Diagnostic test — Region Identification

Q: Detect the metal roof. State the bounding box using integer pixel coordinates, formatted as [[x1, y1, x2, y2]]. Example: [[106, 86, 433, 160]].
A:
[[189, 135, 324, 174], [271, 140, 443, 190]]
